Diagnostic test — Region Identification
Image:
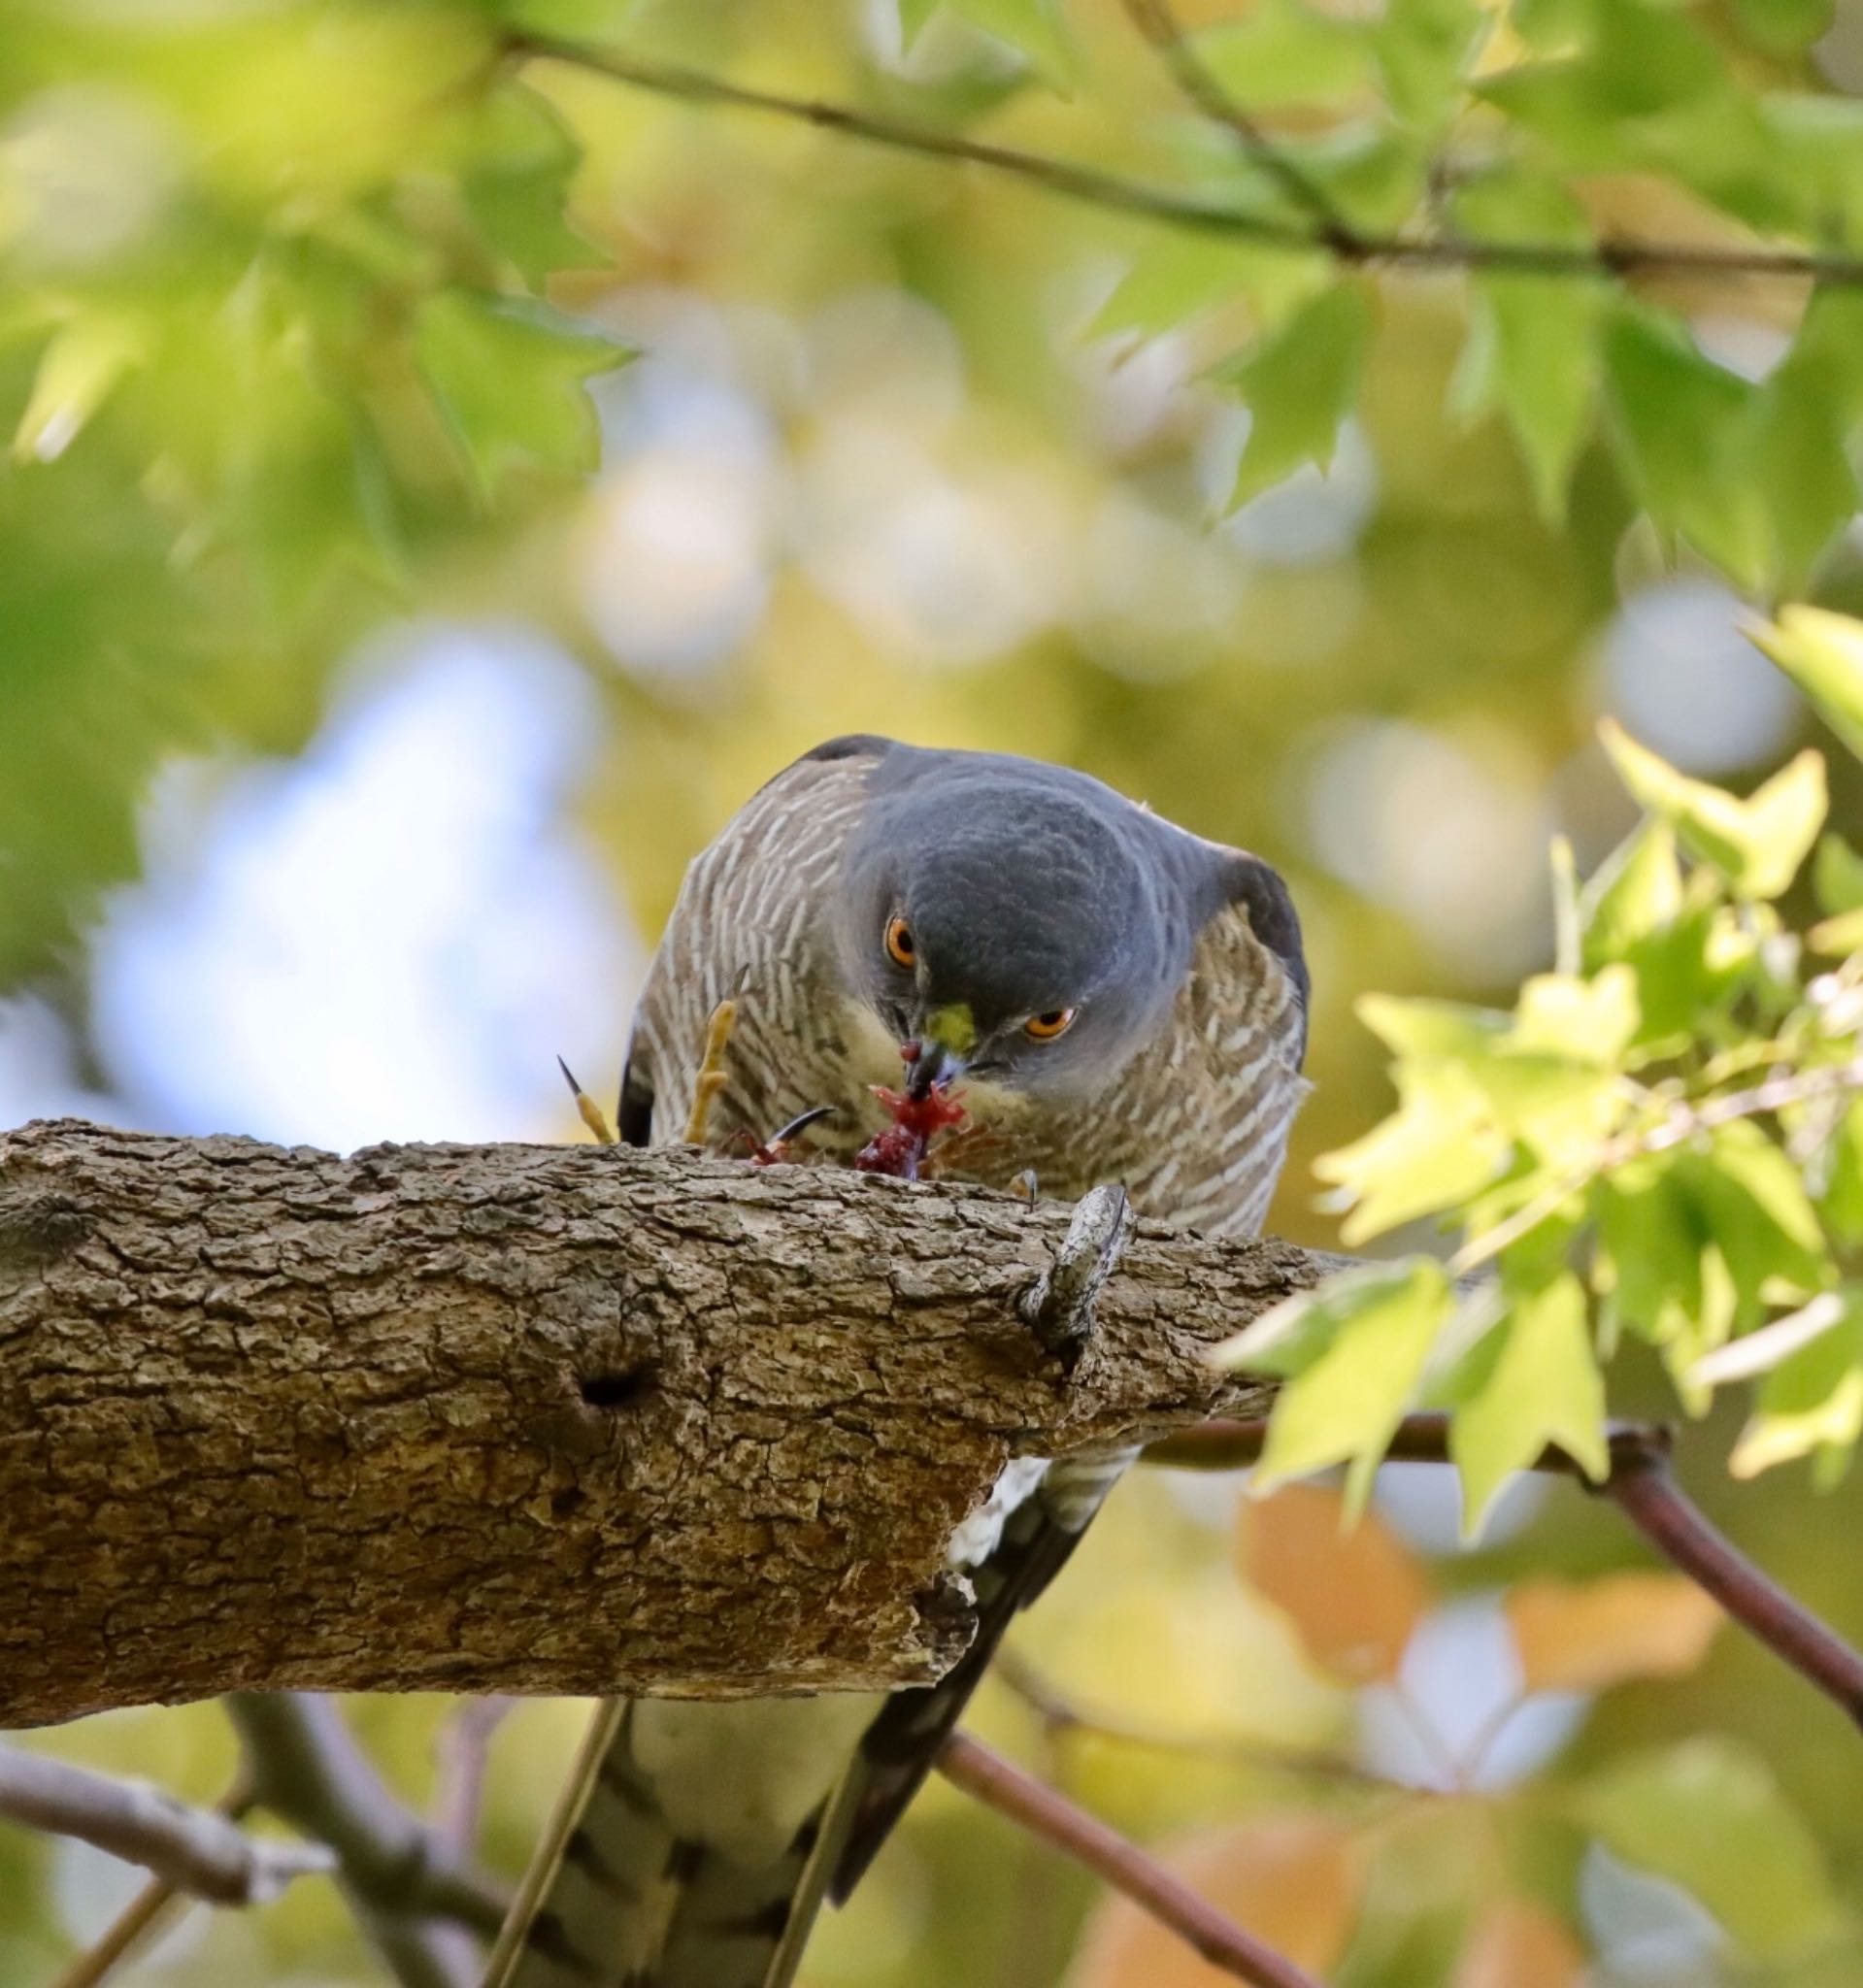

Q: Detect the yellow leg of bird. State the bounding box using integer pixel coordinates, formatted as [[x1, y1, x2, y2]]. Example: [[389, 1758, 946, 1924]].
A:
[[554, 1055, 617, 1145], [682, 998, 738, 1147]]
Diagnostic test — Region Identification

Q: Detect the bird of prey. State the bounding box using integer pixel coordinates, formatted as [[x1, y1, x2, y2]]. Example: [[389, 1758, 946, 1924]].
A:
[[486, 735, 1309, 1988]]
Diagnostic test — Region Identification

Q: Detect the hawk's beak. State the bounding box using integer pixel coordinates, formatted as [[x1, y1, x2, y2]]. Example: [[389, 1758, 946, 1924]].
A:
[[904, 1039, 965, 1098], [904, 1003, 975, 1098]]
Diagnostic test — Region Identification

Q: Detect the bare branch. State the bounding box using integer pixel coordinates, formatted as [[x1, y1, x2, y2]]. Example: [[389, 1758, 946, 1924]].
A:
[[937, 1732, 1322, 1988], [229, 1695, 509, 1934], [1146, 1413, 1863, 1733], [229, 1694, 509, 1988], [47, 1781, 253, 1988], [509, 34, 1863, 289], [0, 1747, 328, 1905]]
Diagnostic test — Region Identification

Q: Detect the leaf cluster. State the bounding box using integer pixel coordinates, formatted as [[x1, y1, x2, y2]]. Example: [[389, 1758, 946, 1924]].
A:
[[1223, 608, 1863, 1521]]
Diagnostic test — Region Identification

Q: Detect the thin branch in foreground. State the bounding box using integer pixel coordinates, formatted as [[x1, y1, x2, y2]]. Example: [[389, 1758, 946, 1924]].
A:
[[991, 1647, 1393, 1794], [509, 34, 1863, 288], [1120, 0, 1363, 253], [937, 1732, 1321, 1988], [0, 1748, 328, 1905], [227, 1694, 510, 1988], [48, 1781, 254, 1988], [1145, 1414, 1863, 1734]]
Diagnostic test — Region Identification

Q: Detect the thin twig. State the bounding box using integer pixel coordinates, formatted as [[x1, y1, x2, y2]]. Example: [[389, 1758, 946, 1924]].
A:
[[1120, 0, 1363, 252], [227, 1694, 509, 1988], [992, 1648, 1392, 1792], [48, 1781, 254, 1988], [1145, 1414, 1863, 1733], [1446, 1055, 1863, 1279], [0, 1748, 328, 1905], [432, 1698, 513, 1855], [509, 34, 1863, 288], [936, 1732, 1322, 1988]]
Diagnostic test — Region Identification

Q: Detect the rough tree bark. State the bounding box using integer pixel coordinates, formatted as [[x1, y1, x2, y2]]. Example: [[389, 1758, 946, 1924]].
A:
[[0, 1119, 1325, 1729]]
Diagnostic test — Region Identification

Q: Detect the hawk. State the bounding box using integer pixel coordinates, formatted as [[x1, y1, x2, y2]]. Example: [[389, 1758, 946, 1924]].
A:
[[487, 736, 1309, 1988]]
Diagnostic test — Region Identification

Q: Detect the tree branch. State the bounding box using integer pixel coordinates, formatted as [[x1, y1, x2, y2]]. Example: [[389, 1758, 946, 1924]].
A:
[[509, 33, 1863, 288], [1146, 1414, 1863, 1733], [228, 1694, 508, 1988], [0, 1117, 1298, 1724], [936, 1732, 1322, 1988], [0, 1747, 329, 1905], [47, 1779, 252, 1988], [49, 1786, 250, 1988]]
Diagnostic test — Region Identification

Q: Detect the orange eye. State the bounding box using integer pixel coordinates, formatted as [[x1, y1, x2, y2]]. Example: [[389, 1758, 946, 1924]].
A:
[[884, 915, 916, 968], [1024, 1008, 1077, 1041]]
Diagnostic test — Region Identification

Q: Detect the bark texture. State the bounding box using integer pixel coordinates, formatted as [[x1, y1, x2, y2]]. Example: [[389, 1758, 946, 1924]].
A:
[[0, 1119, 1325, 1728]]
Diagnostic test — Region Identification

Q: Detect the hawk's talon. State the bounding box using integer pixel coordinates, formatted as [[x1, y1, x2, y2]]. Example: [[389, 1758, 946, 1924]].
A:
[[556, 1055, 618, 1145], [748, 1105, 838, 1167], [681, 1000, 740, 1147]]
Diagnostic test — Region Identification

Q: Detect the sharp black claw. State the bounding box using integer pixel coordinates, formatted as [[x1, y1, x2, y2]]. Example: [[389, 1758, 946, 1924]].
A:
[[768, 1105, 838, 1148]]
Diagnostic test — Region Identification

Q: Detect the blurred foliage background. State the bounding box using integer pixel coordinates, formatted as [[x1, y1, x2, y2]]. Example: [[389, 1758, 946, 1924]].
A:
[[7, 0, 1863, 1983]]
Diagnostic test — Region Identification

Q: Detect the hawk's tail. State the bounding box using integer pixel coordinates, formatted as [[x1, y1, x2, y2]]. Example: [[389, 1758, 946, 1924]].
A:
[[481, 1700, 875, 1988]]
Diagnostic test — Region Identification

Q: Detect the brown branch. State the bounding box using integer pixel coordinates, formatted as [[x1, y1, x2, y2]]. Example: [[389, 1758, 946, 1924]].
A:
[[229, 1694, 509, 1988], [1145, 1413, 1863, 1732], [48, 1780, 255, 1988], [936, 1732, 1322, 1988], [1120, 0, 1364, 253], [0, 1118, 1294, 1723], [0, 1748, 328, 1905], [1606, 1450, 1863, 1731], [509, 34, 1863, 288]]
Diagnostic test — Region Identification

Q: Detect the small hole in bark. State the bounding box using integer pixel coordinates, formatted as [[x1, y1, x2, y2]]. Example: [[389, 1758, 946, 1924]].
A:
[[579, 1366, 657, 1410], [550, 1484, 587, 1518]]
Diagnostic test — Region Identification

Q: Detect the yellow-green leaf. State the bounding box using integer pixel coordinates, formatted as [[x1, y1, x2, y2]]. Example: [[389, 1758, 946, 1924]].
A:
[[1600, 718, 1825, 900], [1601, 310, 1768, 588], [1752, 604, 1863, 766], [416, 292, 629, 502], [1511, 966, 1639, 1063], [1449, 170, 1600, 519], [13, 315, 145, 465], [1580, 818, 1683, 966], [1452, 1272, 1608, 1532], [1314, 1063, 1511, 1243], [1730, 1300, 1863, 1483], [948, 0, 1075, 87], [1218, 283, 1374, 509], [1581, 1740, 1843, 1957], [1227, 1260, 1453, 1516]]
